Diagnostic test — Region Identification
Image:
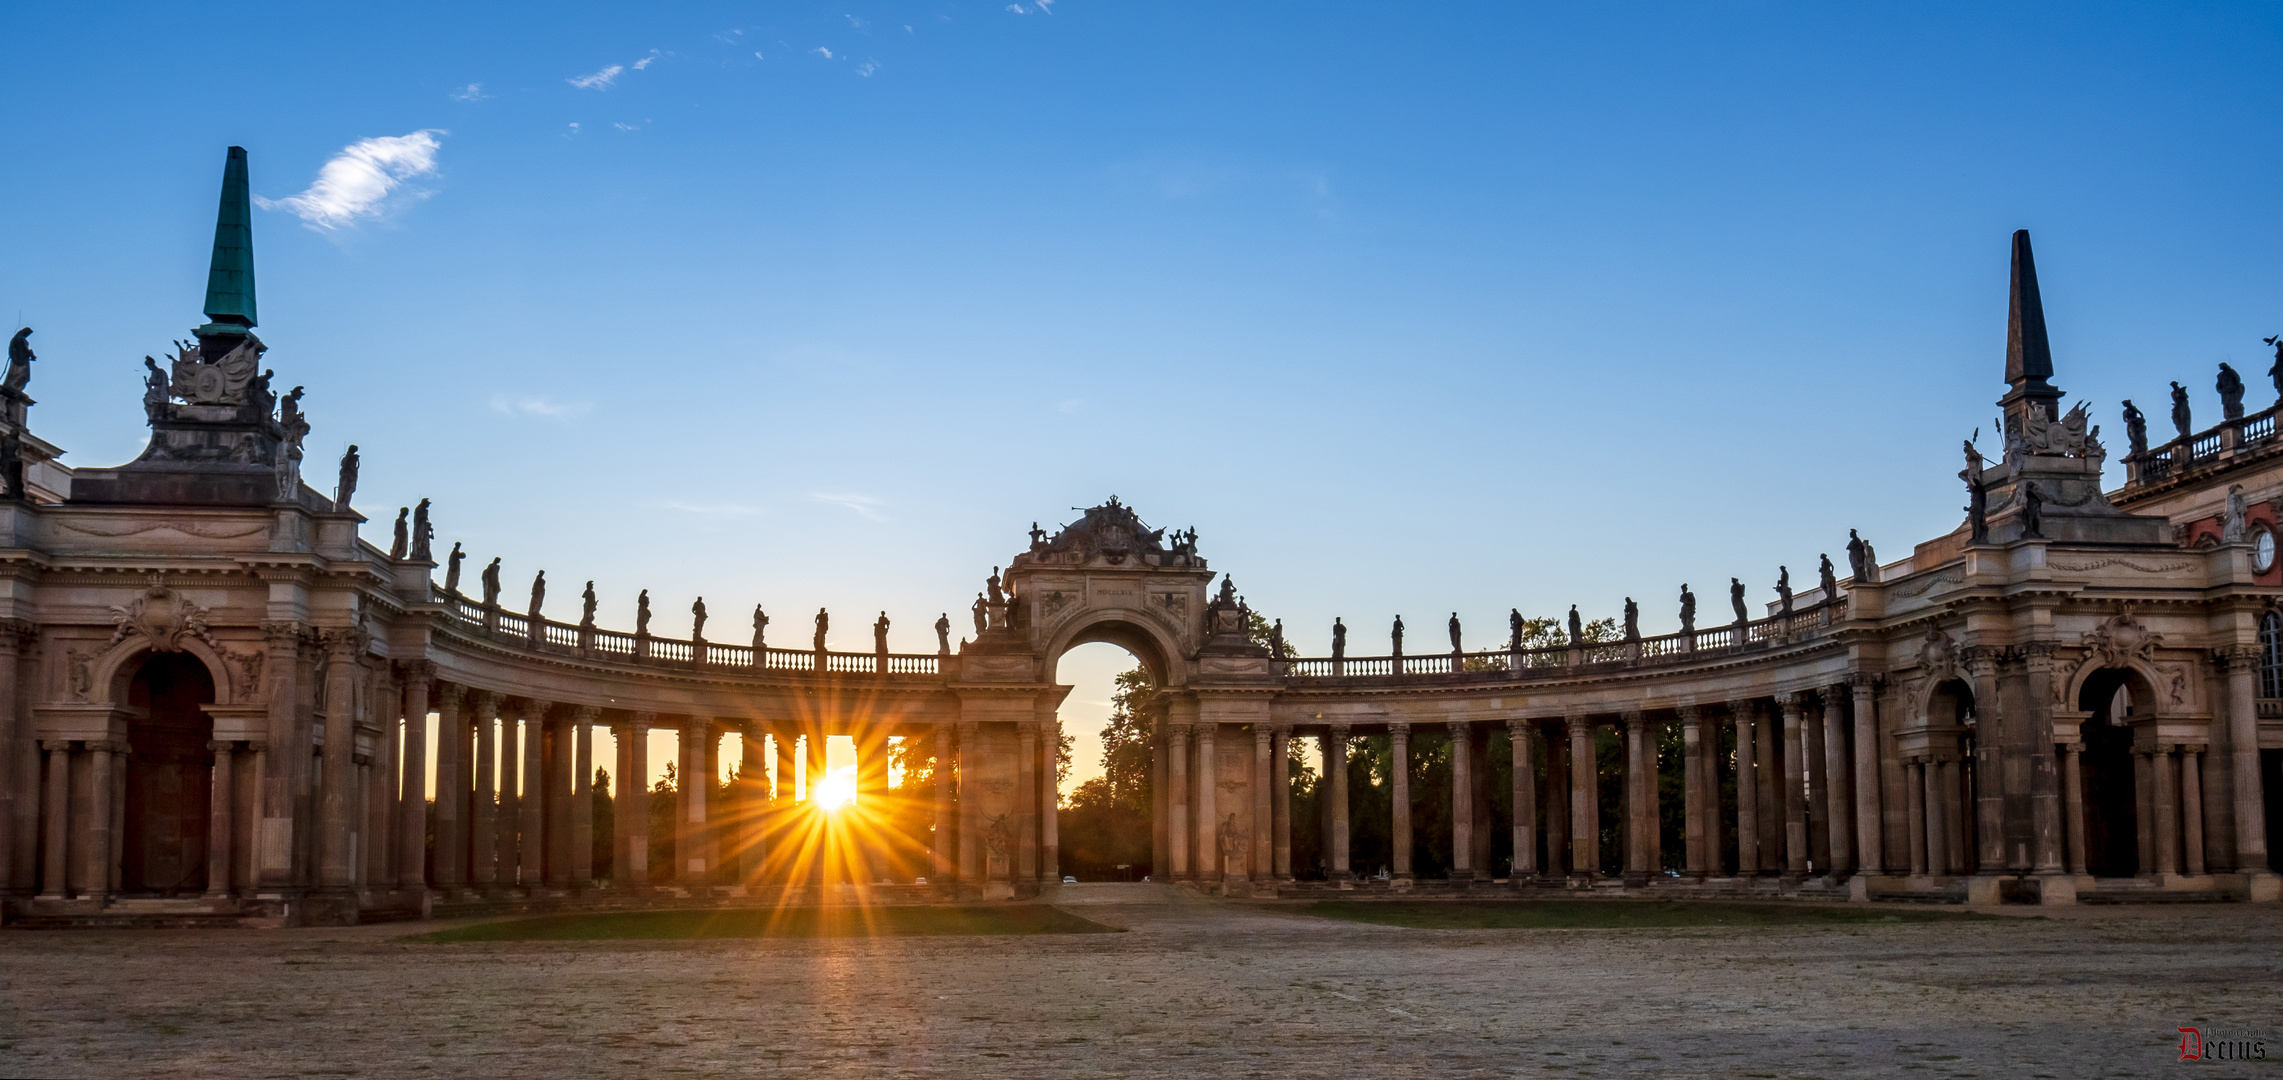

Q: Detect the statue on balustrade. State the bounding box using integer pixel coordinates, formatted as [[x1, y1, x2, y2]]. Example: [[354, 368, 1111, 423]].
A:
[[1963, 452, 1989, 544], [410, 498, 433, 562], [141, 356, 169, 423], [2266, 335, 2283, 401], [2021, 482, 2046, 539], [1729, 578, 1748, 625], [1622, 598, 1639, 641], [333, 444, 358, 511], [580, 581, 597, 628], [1391, 615, 1404, 657], [1775, 567, 1793, 618], [874, 612, 890, 653], [528, 570, 546, 617], [1846, 530, 1877, 584], [4, 328, 34, 394], [635, 590, 652, 637], [1565, 605, 1582, 646], [1269, 618, 1287, 660], [1508, 608, 1524, 651], [934, 612, 950, 653], [1818, 554, 1838, 600], [1029, 522, 1048, 554], [813, 607, 829, 652], [1447, 613, 1461, 653], [691, 597, 708, 640], [388, 508, 408, 560], [279, 386, 308, 449], [0, 430, 22, 500], [1678, 585, 1696, 635], [481, 557, 502, 608], [971, 593, 987, 636], [986, 568, 1004, 607], [2171, 381, 2193, 440], [445, 542, 464, 593], [2122, 400, 2148, 456], [1331, 617, 1346, 660], [753, 605, 769, 652], [2219, 362, 2247, 422]]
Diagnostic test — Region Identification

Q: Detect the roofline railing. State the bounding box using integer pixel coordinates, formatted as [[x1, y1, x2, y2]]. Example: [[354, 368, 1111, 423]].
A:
[[436, 591, 946, 677], [1282, 598, 1845, 680]]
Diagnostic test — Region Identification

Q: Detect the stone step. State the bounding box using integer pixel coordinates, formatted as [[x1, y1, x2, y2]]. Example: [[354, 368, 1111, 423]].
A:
[[6, 912, 249, 930], [2079, 889, 2227, 904]]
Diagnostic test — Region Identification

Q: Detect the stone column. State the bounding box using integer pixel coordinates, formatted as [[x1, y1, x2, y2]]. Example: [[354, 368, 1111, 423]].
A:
[[521, 702, 549, 889], [39, 741, 66, 897], [1269, 724, 1291, 882], [776, 728, 800, 885], [1151, 726, 1169, 881], [1924, 756, 1949, 876], [1804, 694, 1829, 873], [1507, 719, 1536, 882], [1963, 646, 2007, 871], [1820, 689, 1853, 878], [1905, 760, 1927, 876], [1042, 718, 1062, 882], [471, 692, 499, 890], [1016, 722, 1040, 883], [1849, 675, 1883, 875], [1470, 725, 1494, 876], [1568, 714, 1596, 880], [1195, 722, 1220, 881], [2182, 744, 2206, 877], [1167, 725, 1190, 879], [1780, 694, 1809, 880], [1732, 700, 1760, 877], [679, 718, 711, 885], [496, 704, 522, 888], [1325, 725, 1352, 880], [1620, 712, 1647, 884], [395, 663, 433, 891], [1389, 722, 1412, 881], [206, 741, 236, 898], [1679, 706, 1706, 878], [1448, 721, 1474, 881], [433, 686, 465, 893], [956, 722, 981, 884], [87, 739, 120, 900], [614, 715, 650, 887], [317, 629, 364, 891], [1251, 725, 1273, 883], [932, 725, 954, 883], [2019, 642, 2064, 874], [546, 715, 574, 888], [1754, 701, 1780, 874], [571, 706, 596, 887], [1544, 722, 1569, 874], [739, 723, 769, 885], [242, 742, 267, 894], [1940, 757, 1966, 875], [2221, 645, 2270, 874], [2060, 742, 2087, 875], [2152, 745, 2179, 877], [2134, 749, 2155, 874]]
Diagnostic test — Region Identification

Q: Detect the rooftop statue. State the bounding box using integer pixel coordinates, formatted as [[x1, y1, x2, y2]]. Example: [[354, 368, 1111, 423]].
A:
[[278, 385, 309, 449], [1028, 522, 1047, 554], [528, 570, 546, 617], [2010, 400, 2100, 458], [934, 612, 950, 654], [1775, 567, 1794, 617], [1729, 578, 1748, 625], [2021, 482, 2046, 539], [0, 430, 22, 501], [635, 590, 651, 637], [444, 542, 464, 593], [1565, 605, 1582, 646], [1391, 614, 1405, 657], [691, 597, 707, 640], [1622, 597, 1639, 641], [481, 558, 501, 608], [2265, 335, 2283, 400], [2122, 400, 2147, 456], [2171, 381, 2193, 440], [1331, 617, 1347, 660], [986, 567, 1004, 606], [1509, 608, 1524, 650], [753, 605, 769, 651], [1964, 458, 1989, 544], [813, 607, 829, 651], [141, 357, 168, 423], [1818, 554, 1838, 600], [1037, 497, 1184, 565], [334, 444, 359, 511], [971, 593, 987, 635], [388, 508, 408, 560], [1678, 584, 1696, 635], [4, 328, 33, 394], [2219, 362, 2247, 422], [410, 498, 433, 562], [580, 581, 597, 628], [1269, 618, 1286, 660], [1447, 612, 1462, 652], [874, 612, 890, 653], [1846, 530, 1879, 584]]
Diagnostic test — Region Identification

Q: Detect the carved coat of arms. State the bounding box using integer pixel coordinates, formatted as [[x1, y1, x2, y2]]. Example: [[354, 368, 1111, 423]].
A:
[[109, 584, 215, 652]]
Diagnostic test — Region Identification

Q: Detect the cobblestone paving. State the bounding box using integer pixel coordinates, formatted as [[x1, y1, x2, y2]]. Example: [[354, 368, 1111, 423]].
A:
[[1, 899, 2277, 1078]]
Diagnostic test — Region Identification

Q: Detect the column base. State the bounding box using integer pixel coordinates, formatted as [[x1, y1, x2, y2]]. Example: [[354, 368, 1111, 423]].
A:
[[1623, 871, 1651, 887]]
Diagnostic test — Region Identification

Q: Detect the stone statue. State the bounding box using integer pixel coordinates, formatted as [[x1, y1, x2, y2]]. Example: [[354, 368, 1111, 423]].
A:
[[971, 593, 987, 636], [445, 542, 465, 593], [813, 607, 829, 652], [0, 430, 22, 500], [1565, 605, 1582, 646], [528, 570, 546, 618], [1331, 617, 1346, 660], [1508, 608, 1524, 651], [2266, 335, 2283, 401], [753, 606, 769, 652], [935, 613, 950, 653], [1963, 457, 1989, 544], [2224, 484, 2248, 544], [334, 444, 360, 511], [274, 440, 301, 502], [874, 612, 890, 653], [1678, 585, 1696, 635], [690, 597, 708, 640], [278, 386, 308, 449], [1269, 618, 1286, 660], [1729, 578, 1748, 624], [1391, 615, 1404, 657], [1818, 554, 1838, 600], [410, 498, 433, 561], [2021, 482, 2045, 539], [635, 590, 651, 637], [2122, 400, 2147, 456], [1029, 522, 1047, 554], [2170, 381, 2192, 440], [1775, 567, 1793, 617], [1219, 813, 1244, 871], [986, 568, 1004, 606], [2219, 363, 2247, 422], [481, 557, 502, 608], [4, 328, 33, 394], [1846, 530, 1876, 584], [388, 508, 409, 560], [1447, 612, 1462, 652], [1862, 536, 1878, 576], [141, 357, 169, 423], [1622, 597, 1639, 641]]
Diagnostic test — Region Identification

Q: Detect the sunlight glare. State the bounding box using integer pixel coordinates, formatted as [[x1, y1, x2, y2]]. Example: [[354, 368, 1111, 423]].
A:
[[813, 765, 857, 810]]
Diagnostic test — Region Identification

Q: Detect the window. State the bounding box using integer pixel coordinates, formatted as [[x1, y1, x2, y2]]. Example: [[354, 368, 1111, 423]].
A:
[[2261, 612, 2283, 699]]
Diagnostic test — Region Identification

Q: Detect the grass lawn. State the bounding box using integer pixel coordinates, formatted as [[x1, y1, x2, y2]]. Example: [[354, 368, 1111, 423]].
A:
[[408, 904, 1121, 943], [1285, 900, 2007, 930]]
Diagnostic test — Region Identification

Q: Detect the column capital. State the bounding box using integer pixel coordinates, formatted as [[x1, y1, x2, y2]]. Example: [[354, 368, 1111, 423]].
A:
[[521, 698, 556, 719], [243, 740, 269, 753], [206, 739, 237, 753], [572, 704, 601, 723], [471, 690, 502, 719], [1778, 691, 1810, 714], [352, 751, 373, 766], [2180, 742, 2207, 755], [1674, 703, 1701, 723], [89, 739, 129, 755], [262, 619, 311, 645], [395, 658, 438, 684], [1503, 716, 1531, 734], [1324, 721, 1351, 738], [1619, 710, 1646, 730], [39, 738, 71, 752], [1847, 671, 1882, 692], [628, 710, 656, 731], [0, 617, 36, 652], [1563, 713, 1593, 735], [1446, 720, 1471, 737], [1724, 696, 1757, 716], [1386, 721, 1410, 736], [318, 626, 368, 656], [2215, 643, 2265, 669]]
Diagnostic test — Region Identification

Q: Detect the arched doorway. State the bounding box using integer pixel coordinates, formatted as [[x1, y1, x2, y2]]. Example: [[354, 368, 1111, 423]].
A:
[[2076, 667, 2152, 878], [122, 653, 217, 895], [1924, 679, 1976, 874], [1052, 639, 1159, 882]]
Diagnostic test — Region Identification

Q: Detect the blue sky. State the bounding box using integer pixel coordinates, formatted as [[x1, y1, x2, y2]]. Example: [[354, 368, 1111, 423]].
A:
[[5, 2, 2282, 784]]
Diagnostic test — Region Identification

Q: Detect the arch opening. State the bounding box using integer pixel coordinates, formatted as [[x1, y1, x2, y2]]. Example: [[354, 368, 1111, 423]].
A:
[[122, 652, 217, 896], [1051, 640, 1158, 882], [2076, 666, 2155, 877]]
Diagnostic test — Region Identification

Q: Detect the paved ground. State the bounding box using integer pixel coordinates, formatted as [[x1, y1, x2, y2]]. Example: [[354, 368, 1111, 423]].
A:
[[1, 895, 2278, 1078]]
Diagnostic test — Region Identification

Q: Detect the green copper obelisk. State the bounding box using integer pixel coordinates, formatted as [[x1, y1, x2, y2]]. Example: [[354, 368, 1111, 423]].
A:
[[196, 146, 256, 337]]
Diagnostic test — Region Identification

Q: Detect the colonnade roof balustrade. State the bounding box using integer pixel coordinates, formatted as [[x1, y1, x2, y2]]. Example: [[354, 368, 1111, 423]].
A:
[[432, 592, 945, 679], [1282, 598, 1846, 683]]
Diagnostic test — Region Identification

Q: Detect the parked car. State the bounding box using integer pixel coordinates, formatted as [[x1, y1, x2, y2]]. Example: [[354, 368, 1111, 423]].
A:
[[913, 877, 927, 886], [1063, 875, 1077, 884]]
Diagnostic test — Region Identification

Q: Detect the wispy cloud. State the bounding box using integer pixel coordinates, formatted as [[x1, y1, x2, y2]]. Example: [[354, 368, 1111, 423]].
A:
[[855, 60, 878, 77], [568, 64, 623, 89], [662, 501, 760, 517], [255, 131, 444, 231], [632, 50, 661, 70], [566, 122, 581, 136], [613, 122, 640, 132], [814, 46, 834, 59], [450, 83, 488, 102], [489, 394, 594, 420], [813, 492, 887, 521]]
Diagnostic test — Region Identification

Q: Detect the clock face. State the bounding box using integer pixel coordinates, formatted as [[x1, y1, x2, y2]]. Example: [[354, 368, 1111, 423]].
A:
[[2256, 529, 2277, 574]]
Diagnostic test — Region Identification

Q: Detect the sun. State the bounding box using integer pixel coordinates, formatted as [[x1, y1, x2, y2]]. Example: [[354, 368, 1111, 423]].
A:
[[812, 766, 857, 811]]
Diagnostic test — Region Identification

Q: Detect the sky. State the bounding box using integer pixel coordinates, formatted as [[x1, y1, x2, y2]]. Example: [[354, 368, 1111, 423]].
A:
[[4, 2, 2282, 792]]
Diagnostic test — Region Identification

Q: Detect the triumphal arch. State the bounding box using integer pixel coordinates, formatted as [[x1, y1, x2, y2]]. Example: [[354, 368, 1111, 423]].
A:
[[0, 149, 2277, 926]]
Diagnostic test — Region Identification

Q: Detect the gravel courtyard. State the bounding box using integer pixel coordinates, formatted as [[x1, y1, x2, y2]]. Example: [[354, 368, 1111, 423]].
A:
[[1, 895, 2276, 1078]]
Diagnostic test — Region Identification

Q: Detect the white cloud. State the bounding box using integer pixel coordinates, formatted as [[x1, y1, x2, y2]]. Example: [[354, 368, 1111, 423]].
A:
[[1037, 0, 1055, 12], [846, 14, 869, 30], [814, 46, 834, 59], [755, 51, 765, 60], [1007, 4, 1025, 12], [632, 50, 660, 70], [613, 122, 640, 132], [568, 64, 623, 90], [855, 60, 878, 77], [450, 83, 488, 102], [489, 394, 594, 420], [813, 493, 887, 521], [566, 122, 581, 136], [254, 131, 444, 231]]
